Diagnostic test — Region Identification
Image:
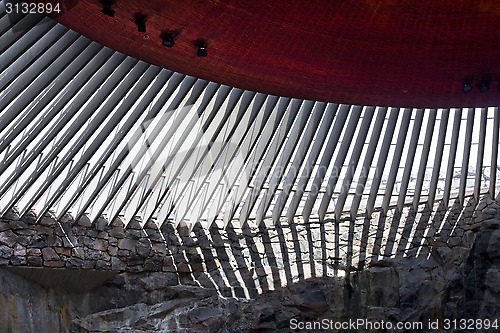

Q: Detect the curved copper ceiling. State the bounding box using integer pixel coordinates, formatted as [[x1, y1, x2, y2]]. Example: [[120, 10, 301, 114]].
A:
[[2, 1, 500, 229], [44, 0, 500, 107]]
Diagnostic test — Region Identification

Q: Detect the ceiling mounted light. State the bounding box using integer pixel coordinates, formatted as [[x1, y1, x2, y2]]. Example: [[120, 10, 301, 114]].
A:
[[101, 0, 115, 17], [134, 14, 147, 33], [161, 32, 175, 47], [479, 80, 489, 93], [197, 47, 207, 57], [196, 40, 208, 57], [463, 81, 473, 94]]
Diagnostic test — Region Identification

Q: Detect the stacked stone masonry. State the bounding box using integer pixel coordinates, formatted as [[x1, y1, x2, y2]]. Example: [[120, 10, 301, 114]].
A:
[[0, 194, 499, 332], [0, 212, 177, 273]]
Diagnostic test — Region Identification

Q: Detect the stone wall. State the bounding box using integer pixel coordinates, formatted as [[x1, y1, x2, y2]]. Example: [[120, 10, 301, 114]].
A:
[[0, 212, 175, 273], [0, 208, 350, 298], [0, 195, 499, 332]]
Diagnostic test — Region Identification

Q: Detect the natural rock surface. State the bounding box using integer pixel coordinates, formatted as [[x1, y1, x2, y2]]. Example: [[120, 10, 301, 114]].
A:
[[0, 195, 499, 332]]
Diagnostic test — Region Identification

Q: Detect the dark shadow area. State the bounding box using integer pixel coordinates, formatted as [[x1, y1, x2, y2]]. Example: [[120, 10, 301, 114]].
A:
[[4, 266, 117, 292], [369, 213, 387, 264], [274, 219, 295, 287], [382, 209, 402, 258], [289, 221, 304, 284], [224, 221, 258, 298], [356, 216, 372, 270]]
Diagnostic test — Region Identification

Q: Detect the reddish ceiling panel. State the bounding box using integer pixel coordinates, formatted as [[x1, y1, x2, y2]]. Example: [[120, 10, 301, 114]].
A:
[[43, 0, 500, 107]]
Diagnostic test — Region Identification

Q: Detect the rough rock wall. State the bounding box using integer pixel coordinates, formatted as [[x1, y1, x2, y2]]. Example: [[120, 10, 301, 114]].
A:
[[0, 212, 180, 273], [0, 268, 72, 332], [1, 195, 499, 332], [0, 207, 349, 298]]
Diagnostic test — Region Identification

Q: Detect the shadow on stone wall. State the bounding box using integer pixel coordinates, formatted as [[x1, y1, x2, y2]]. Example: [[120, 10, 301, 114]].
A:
[[1, 194, 500, 331]]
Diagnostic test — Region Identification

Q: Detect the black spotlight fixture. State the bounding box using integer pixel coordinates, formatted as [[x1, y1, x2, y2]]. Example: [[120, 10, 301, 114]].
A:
[[101, 0, 115, 17], [197, 46, 208, 57], [134, 14, 147, 32], [479, 80, 490, 93], [196, 40, 208, 57], [463, 81, 473, 94], [161, 32, 175, 47]]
